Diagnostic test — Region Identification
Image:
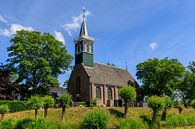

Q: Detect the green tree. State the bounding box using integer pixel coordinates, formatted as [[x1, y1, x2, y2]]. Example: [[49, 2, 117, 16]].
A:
[[178, 62, 195, 103], [57, 92, 72, 120], [0, 104, 9, 120], [119, 86, 136, 118], [7, 30, 72, 96], [148, 96, 166, 128], [161, 97, 174, 121], [136, 58, 185, 97], [42, 96, 54, 118], [29, 96, 43, 119]]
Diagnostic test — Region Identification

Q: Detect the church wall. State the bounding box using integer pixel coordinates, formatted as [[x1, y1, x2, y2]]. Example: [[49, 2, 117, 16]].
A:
[[68, 64, 90, 102]]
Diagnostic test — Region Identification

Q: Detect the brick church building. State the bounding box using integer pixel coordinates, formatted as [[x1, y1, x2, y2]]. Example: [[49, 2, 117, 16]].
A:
[[68, 8, 141, 106]]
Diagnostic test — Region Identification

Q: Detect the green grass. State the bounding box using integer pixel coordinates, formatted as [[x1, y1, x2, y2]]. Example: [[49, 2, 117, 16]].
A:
[[3, 107, 195, 129]]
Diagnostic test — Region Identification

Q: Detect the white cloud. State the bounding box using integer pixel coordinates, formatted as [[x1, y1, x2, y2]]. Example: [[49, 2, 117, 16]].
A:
[[54, 31, 65, 44], [0, 15, 7, 23], [149, 42, 158, 50], [0, 24, 34, 37], [63, 10, 91, 36]]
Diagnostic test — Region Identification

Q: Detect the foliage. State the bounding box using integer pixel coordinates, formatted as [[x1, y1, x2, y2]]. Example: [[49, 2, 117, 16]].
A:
[[0, 100, 32, 113], [119, 86, 137, 102], [164, 97, 174, 110], [136, 58, 185, 97], [119, 86, 136, 117], [148, 96, 166, 113], [0, 119, 14, 129], [191, 99, 195, 108], [0, 64, 19, 100], [14, 118, 59, 129], [7, 30, 72, 96], [0, 104, 9, 114], [29, 96, 43, 109], [42, 96, 54, 109], [57, 92, 72, 108], [81, 109, 109, 129]]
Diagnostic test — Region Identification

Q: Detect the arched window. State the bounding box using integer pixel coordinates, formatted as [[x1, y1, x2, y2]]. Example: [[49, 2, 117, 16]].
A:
[[108, 87, 112, 100], [76, 76, 81, 94], [87, 45, 90, 52], [96, 86, 101, 99]]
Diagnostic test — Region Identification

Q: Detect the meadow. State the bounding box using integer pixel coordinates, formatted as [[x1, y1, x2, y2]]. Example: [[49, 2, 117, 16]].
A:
[[2, 107, 195, 129]]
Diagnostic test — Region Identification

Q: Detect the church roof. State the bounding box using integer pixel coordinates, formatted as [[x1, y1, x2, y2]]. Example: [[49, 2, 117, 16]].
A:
[[83, 63, 136, 86]]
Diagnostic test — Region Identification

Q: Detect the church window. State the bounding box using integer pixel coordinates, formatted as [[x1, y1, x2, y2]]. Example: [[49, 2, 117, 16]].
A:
[[96, 86, 101, 99], [108, 87, 112, 100], [76, 76, 81, 94]]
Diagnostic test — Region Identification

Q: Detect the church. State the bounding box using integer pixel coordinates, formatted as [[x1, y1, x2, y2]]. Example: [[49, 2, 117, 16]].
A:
[[68, 9, 141, 106]]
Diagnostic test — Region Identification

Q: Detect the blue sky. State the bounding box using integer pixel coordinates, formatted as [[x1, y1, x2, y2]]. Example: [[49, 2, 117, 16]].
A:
[[0, 0, 195, 86]]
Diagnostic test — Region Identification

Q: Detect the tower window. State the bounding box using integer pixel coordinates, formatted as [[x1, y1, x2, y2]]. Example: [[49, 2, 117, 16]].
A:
[[96, 86, 101, 99], [108, 87, 112, 100], [87, 45, 90, 52]]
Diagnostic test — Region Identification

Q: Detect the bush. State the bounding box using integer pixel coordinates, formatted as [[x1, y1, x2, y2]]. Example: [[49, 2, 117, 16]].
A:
[[0, 100, 32, 113], [0, 104, 9, 119], [190, 99, 195, 108], [14, 118, 59, 129], [81, 109, 109, 129], [0, 119, 14, 129]]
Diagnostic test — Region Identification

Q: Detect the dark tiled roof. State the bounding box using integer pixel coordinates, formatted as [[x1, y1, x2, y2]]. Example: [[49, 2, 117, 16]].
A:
[[84, 63, 135, 86]]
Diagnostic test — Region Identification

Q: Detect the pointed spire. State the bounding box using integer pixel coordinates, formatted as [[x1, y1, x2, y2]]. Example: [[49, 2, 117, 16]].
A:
[[79, 7, 89, 37]]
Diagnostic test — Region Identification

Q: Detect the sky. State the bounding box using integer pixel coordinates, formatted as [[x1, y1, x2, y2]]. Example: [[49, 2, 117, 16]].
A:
[[0, 0, 195, 86]]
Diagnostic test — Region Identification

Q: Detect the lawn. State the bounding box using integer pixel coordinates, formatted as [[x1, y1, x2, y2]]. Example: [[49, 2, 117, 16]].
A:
[[3, 107, 195, 129]]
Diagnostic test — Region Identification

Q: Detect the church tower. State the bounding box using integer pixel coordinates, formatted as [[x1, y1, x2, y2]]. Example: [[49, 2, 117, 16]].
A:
[[74, 8, 94, 67]]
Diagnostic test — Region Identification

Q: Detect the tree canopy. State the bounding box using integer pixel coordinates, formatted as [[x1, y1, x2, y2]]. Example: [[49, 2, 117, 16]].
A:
[[7, 30, 72, 95], [136, 58, 185, 97]]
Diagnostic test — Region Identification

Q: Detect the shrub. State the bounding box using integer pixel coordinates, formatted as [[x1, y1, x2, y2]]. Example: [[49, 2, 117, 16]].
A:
[[42, 96, 54, 118], [190, 99, 195, 108], [0, 100, 31, 113], [81, 109, 109, 129], [57, 92, 72, 120], [0, 119, 14, 129], [14, 118, 33, 129], [0, 104, 9, 119], [119, 86, 137, 117], [29, 96, 43, 119], [14, 118, 59, 129]]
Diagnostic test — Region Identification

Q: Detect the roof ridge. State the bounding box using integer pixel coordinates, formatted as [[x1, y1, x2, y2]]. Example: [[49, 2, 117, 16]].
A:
[[94, 62, 127, 70]]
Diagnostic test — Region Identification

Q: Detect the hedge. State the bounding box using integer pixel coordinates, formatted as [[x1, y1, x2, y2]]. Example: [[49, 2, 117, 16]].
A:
[[0, 100, 32, 113]]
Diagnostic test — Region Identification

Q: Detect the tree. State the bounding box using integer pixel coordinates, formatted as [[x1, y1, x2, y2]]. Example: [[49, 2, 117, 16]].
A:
[[29, 96, 43, 119], [178, 62, 195, 103], [42, 96, 54, 118], [0, 64, 19, 100], [148, 96, 166, 128], [136, 58, 185, 97], [161, 97, 174, 121], [0, 104, 9, 120], [57, 92, 72, 120], [7, 30, 72, 96], [119, 86, 136, 118]]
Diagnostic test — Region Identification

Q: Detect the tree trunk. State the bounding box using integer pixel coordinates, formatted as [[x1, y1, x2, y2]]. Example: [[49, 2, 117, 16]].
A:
[[35, 109, 38, 119], [124, 101, 128, 118], [1, 114, 4, 120], [61, 106, 66, 120], [161, 109, 167, 121], [44, 108, 48, 118]]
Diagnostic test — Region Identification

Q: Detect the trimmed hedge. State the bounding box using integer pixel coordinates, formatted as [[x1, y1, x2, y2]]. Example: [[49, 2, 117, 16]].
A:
[[0, 100, 32, 113]]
